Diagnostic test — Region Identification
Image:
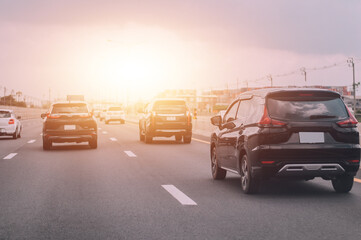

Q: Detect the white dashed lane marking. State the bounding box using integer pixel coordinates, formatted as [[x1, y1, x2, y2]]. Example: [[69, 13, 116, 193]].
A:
[[110, 137, 117, 141], [162, 185, 197, 206], [27, 140, 36, 144], [124, 151, 136, 157], [102, 131, 108, 134], [98, 127, 102, 130], [3, 153, 18, 160]]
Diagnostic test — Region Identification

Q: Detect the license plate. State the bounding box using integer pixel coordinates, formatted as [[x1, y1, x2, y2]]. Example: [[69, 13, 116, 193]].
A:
[[166, 116, 176, 121], [299, 132, 324, 143], [0, 129, 5, 133], [64, 125, 76, 130]]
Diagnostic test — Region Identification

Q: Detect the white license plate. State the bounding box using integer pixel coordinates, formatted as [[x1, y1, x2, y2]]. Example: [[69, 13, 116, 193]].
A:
[[0, 128, 5, 133], [64, 125, 76, 130], [299, 132, 324, 143], [166, 116, 176, 121]]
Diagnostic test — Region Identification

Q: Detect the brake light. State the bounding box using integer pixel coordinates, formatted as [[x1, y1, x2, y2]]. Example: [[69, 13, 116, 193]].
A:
[[8, 119, 15, 124], [186, 111, 191, 126], [347, 160, 360, 163], [337, 107, 358, 128], [261, 161, 275, 164], [258, 106, 286, 127], [80, 113, 92, 118], [47, 113, 60, 119]]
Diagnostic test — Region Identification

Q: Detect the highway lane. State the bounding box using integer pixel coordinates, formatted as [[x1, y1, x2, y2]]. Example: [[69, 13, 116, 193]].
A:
[[1, 118, 361, 239]]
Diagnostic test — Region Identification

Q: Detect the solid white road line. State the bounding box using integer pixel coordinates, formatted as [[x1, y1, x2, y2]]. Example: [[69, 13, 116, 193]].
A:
[[124, 151, 137, 157], [3, 153, 18, 160], [110, 137, 117, 141], [102, 131, 108, 134], [162, 185, 197, 206], [27, 140, 36, 144], [98, 127, 102, 130]]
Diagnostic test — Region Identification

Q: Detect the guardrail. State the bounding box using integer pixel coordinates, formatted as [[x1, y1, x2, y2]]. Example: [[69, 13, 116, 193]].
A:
[[0, 105, 45, 120]]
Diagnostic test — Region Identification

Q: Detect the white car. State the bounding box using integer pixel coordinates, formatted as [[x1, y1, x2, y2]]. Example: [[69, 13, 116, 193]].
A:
[[104, 106, 125, 124], [0, 109, 22, 139]]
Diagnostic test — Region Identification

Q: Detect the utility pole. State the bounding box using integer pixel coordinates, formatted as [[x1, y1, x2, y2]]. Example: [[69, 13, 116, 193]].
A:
[[301, 68, 307, 84], [268, 75, 273, 87], [348, 58, 358, 112], [3, 87, 6, 105], [48, 88, 51, 106]]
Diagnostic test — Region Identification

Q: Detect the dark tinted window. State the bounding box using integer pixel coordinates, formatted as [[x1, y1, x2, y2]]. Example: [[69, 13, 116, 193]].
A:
[[51, 103, 88, 114], [0, 111, 11, 118], [224, 100, 239, 123], [267, 97, 348, 121], [153, 100, 186, 113], [108, 107, 123, 111]]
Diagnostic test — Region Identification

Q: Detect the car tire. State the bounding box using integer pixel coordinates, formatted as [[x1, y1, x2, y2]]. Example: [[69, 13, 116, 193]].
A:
[[175, 135, 182, 141], [240, 155, 260, 194], [89, 138, 98, 149], [18, 128, 21, 138], [183, 135, 192, 144], [12, 129, 18, 139], [211, 146, 227, 180], [331, 175, 354, 193], [145, 132, 153, 144], [43, 139, 52, 150], [139, 129, 145, 141]]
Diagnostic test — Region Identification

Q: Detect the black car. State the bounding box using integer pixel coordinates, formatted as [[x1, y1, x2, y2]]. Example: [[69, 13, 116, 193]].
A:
[[41, 102, 97, 150], [210, 88, 360, 194], [139, 99, 192, 143]]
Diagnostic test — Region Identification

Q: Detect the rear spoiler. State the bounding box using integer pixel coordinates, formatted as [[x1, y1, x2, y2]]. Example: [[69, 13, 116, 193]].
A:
[[267, 90, 340, 99]]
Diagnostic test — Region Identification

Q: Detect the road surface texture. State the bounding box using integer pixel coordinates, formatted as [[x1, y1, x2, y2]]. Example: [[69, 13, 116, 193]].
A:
[[1, 118, 361, 240]]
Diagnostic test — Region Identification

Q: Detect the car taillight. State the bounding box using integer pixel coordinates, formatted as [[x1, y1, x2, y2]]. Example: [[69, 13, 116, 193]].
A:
[[80, 113, 92, 118], [347, 160, 360, 163], [8, 119, 15, 124], [337, 107, 358, 128], [47, 113, 60, 119], [258, 106, 286, 127], [186, 111, 191, 126]]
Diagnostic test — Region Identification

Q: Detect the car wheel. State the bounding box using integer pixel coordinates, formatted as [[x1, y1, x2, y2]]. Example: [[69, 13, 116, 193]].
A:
[[12, 129, 18, 139], [139, 128, 145, 141], [240, 155, 259, 194], [183, 135, 192, 144], [17, 128, 21, 138], [89, 138, 98, 149], [175, 135, 182, 141], [145, 131, 153, 144], [43, 138, 52, 150], [211, 146, 226, 180], [331, 175, 354, 193]]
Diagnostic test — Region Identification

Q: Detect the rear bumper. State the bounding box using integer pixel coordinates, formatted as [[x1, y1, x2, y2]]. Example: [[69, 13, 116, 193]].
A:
[[150, 122, 192, 137], [0, 125, 16, 135], [43, 131, 97, 143], [250, 143, 360, 178]]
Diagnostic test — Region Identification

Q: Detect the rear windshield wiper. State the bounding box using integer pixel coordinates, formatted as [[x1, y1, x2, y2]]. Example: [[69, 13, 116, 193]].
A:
[[309, 115, 337, 119]]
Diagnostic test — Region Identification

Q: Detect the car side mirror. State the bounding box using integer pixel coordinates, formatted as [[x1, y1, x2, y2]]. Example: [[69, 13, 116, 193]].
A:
[[211, 115, 222, 127], [223, 121, 236, 130], [41, 113, 47, 119], [16, 116, 21, 120]]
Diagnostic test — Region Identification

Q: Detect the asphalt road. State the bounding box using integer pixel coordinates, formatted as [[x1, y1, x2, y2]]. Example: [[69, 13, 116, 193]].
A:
[[1, 119, 361, 240]]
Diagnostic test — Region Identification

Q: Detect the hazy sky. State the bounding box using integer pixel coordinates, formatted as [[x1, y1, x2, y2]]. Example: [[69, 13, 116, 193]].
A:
[[1, 0, 361, 101]]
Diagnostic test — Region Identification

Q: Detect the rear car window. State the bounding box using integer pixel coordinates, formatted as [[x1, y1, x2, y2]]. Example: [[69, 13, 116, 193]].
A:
[[267, 97, 348, 121], [0, 111, 11, 118], [51, 103, 88, 114], [108, 107, 123, 111], [153, 101, 187, 113]]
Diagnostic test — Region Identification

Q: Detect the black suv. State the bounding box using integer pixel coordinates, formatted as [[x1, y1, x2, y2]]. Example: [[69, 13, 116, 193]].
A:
[[41, 102, 97, 150], [210, 88, 360, 194], [139, 99, 192, 143]]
